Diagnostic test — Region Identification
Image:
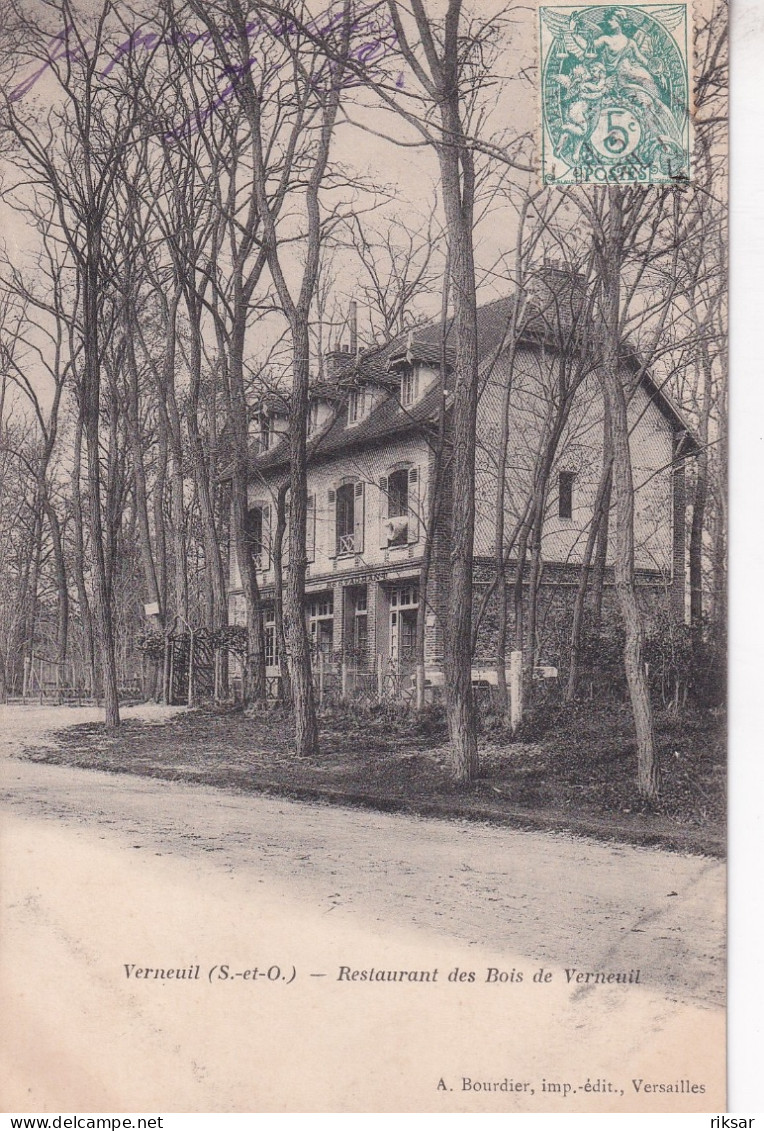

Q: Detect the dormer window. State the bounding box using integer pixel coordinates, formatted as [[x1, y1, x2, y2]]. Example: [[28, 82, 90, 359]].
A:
[[308, 401, 320, 437], [347, 389, 367, 426], [400, 366, 419, 408], [258, 415, 272, 452]]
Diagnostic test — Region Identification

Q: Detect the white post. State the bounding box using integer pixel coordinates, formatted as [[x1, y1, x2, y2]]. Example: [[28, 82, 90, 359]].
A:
[[341, 659, 347, 700], [377, 653, 384, 701], [510, 649, 523, 732], [318, 651, 324, 709]]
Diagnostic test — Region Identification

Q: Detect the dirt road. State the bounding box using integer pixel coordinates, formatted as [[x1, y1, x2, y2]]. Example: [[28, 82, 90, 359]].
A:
[[0, 705, 725, 1113]]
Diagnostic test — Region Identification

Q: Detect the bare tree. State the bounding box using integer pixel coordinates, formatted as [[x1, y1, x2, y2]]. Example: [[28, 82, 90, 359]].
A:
[[0, 0, 166, 725]]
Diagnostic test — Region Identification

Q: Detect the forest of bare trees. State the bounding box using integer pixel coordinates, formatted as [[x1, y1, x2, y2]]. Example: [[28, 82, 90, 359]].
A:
[[0, 0, 727, 800]]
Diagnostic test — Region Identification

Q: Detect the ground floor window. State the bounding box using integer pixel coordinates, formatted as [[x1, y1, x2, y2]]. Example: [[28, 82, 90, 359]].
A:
[[390, 584, 418, 610], [264, 615, 278, 668], [308, 593, 334, 655], [353, 589, 368, 662], [389, 584, 419, 663]]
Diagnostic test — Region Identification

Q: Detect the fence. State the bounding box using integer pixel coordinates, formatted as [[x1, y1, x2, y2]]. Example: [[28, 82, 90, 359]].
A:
[[153, 634, 526, 722], [310, 653, 420, 709], [225, 654, 420, 709], [2, 654, 141, 706]]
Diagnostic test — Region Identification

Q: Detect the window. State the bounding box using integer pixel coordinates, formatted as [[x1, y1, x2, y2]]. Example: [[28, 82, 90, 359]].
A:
[[309, 595, 333, 618], [399, 609, 417, 660], [400, 366, 419, 408], [353, 589, 368, 662], [332, 480, 364, 555], [245, 503, 271, 567], [347, 389, 366, 425], [308, 594, 334, 655], [390, 584, 419, 609], [389, 585, 419, 663], [558, 471, 575, 519], [387, 468, 409, 546], [245, 506, 263, 560], [264, 617, 278, 668], [336, 482, 355, 553], [258, 415, 272, 452], [379, 467, 419, 547], [308, 402, 320, 437]]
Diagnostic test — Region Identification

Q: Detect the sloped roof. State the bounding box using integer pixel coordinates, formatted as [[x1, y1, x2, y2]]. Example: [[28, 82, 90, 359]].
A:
[[243, 294, 698, 477]]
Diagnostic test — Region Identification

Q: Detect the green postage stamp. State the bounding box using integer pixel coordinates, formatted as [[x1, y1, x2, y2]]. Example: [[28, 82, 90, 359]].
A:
[[539, 3, 692, 185]]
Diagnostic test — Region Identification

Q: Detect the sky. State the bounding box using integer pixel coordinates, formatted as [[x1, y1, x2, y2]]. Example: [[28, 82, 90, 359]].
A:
[[0, 0, 543, 409]]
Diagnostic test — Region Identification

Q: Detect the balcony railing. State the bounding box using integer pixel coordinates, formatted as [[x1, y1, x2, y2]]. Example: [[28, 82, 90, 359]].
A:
[[337, 533, 356, 554]]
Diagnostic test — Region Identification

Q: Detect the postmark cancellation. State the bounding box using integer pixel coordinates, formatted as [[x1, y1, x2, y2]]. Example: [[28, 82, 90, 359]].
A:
[[539, 3, 692, 186]]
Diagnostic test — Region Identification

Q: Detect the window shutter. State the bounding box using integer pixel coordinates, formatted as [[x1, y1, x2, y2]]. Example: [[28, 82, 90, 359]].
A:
[[262, 503, 272, 569], [354, 480, 365, 553], [378, 475, 389, 547], [327, 488, 337, 558], [282, 499, 291, 567], [306, 494, 316, 562], [408, 466, 420, 543]]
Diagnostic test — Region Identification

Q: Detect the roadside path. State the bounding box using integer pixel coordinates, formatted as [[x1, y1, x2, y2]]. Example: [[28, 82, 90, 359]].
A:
[[0, 705, 725, 1112]]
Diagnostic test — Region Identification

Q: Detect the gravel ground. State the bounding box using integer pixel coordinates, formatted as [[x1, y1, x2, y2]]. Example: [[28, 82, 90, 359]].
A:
[[0, 704, 726, 1113]]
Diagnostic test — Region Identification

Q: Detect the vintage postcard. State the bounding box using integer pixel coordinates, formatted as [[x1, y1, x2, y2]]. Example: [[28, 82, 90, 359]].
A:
[[0, 0, 730, 1116]]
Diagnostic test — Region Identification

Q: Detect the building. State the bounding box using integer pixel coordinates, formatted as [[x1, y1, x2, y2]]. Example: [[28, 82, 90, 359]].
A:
[[227, 275, 697, 696]]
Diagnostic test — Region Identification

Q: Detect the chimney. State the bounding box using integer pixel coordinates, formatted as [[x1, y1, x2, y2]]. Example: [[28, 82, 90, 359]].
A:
[[324, 344, 351, 380], [527, 260, 588, 324], [349, 300, 358, 357]]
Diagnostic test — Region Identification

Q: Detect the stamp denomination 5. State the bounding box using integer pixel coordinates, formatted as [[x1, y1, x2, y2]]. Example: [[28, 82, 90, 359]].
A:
[[539, 3, 692, 185]]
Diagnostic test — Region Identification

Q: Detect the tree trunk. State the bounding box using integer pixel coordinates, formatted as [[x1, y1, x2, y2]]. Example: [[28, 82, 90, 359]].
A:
[[83, 244, 120, 727], [22, 508, 43, 671], [689, 333, 712, 636], [285, 323, 319, 757], [415, 255, 449, 710], [272, 482, 292, 706], [226, 309, 266, 706], [71, 414, 97, 697], [600, 189, 657, 800], [526, 532, 543, 683], [125, 339, 163, 626], [591, 468, 612, 628], [185, 307, 228, 636], [438, 109, 479, 782], [566, 408, 613, 700], [45, 499, 69, 678], [154, 422, 169, 627], [492, 331, 520, 716]]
